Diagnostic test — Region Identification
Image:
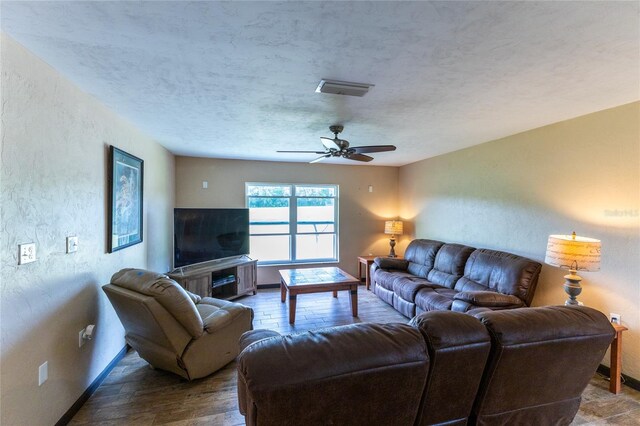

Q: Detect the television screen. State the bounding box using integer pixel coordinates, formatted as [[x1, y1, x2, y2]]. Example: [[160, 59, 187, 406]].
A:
[[174, 208, 250, 268]]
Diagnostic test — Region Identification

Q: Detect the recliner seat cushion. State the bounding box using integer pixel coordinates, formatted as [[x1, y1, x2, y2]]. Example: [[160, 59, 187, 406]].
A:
[[111, 268, 204, 337], [426, 243, 475, 288], [454, 249, 541, 306], [374, 269, 414, 291], [393, 276, 432, 302], [404, 239, 445, 278], [415, 287, 458, 311]]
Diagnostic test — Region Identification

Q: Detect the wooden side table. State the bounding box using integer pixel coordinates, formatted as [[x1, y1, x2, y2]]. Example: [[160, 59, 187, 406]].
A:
[[609, 323, 628, 394], [357, 255, 403, 290]]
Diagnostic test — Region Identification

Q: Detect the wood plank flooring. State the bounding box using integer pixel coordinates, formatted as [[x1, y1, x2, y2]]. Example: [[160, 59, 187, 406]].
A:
[[70, 287, 640, 425]]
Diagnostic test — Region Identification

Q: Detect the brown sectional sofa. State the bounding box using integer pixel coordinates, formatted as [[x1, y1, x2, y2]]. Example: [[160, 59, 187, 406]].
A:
[[236, 305, 614, 426], [371, 239, 542, 318]]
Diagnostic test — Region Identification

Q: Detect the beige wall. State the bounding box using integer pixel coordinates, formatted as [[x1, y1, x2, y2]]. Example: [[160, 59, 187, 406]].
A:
[[399, 102, 640, 379], [0, 34, 175, 424], [175, 157, 400, 283]]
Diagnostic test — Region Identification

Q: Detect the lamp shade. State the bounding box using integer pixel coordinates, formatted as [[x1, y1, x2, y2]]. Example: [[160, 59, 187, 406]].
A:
[[384, 220, 404, 235], [545, 233, 601, 272]]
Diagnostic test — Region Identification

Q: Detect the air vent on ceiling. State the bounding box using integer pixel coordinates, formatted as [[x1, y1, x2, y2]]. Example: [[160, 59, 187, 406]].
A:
[[315, 79, 374, 97]]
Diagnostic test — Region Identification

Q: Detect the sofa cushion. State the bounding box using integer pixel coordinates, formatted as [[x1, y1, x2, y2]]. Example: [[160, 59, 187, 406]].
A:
[[415, 287, 458, 311], [471, 306, 614, 425], [454, 249, 542, 306], [197, 298, 254, 334], [409, 311, 491, 425], [111, 268, 204, 338], [393, 276, 432, 302], [404, 239, 445, 278], [237, 323, 430, 426], [374, 269, 414, 291], [427, 243, 475, 288]]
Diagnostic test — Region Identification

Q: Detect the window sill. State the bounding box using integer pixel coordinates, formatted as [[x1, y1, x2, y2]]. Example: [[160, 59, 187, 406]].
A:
[[257, 260, 339, 268]]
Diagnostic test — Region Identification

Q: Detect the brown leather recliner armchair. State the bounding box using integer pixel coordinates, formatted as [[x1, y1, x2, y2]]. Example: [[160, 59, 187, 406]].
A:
[[103, 268, 253, 380]]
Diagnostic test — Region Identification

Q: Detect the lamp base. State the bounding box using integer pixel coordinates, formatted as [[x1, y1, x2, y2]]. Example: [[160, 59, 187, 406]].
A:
[[388, 237, 397, 258], [563, 271, 583, 306]]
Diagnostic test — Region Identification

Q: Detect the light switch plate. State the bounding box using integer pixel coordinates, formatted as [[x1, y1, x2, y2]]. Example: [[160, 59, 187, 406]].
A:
[[19, 243, 36, 265], [66, 236, 78, 253], [39, 361, 48, 386]]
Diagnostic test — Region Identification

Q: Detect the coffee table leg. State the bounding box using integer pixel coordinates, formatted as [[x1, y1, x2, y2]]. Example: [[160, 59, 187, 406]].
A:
[[280, 280, 286, 303], [350, 286, 358, 317], [289, 293, 297, 324], [333, 290, 338, 298]]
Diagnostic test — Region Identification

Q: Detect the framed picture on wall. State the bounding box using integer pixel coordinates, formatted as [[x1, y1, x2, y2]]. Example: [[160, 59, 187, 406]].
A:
[[109, 146, 143, 252]]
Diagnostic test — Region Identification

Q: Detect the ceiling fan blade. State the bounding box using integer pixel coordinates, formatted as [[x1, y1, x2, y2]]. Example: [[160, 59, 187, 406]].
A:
[[321, 137, 340, 150], [345, 153, 374, 162], [310, 154, 331, 164], [277, 150, 328, 154], [350, 145, 397, 154]]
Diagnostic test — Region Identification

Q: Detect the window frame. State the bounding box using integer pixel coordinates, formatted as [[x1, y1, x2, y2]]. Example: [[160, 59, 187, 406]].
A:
[[245, 182, 339, 265]]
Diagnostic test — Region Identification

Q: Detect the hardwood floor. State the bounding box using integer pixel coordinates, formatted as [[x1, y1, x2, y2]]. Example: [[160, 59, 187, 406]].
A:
[[70, 287, 640, 425]]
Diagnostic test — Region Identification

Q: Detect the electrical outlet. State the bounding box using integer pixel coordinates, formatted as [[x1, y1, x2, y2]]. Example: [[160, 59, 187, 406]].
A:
[[610, 313, 621, 325], [19, 243, 37, 265], [66, 236, 78, 253], [79, 328, 86, 348], [38, 361, 48, 386]]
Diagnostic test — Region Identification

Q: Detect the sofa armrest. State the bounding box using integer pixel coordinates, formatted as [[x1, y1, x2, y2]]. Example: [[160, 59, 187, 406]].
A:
[[374, 257, 409, 270], [239, 329, 281, 352], [237, 329, 281, 416], [454, 291, 524, 308]]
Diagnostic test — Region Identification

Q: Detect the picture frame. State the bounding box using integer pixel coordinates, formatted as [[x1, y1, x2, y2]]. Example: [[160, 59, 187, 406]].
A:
[[109, 146, 143, 252]]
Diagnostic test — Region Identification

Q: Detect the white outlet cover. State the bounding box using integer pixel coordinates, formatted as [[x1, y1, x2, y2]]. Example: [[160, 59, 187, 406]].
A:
[[610, 313, 621, 324], [38, 361, 48, 386], [66, 236, 78, 253], [19, 243, 36, 265]]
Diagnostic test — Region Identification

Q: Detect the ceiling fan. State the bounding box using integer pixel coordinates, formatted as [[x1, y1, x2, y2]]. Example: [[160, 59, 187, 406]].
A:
[[278, 125, 396, 163]]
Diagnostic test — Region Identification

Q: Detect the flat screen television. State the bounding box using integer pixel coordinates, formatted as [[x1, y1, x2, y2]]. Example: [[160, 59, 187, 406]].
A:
[[174, 208, 250, 268]]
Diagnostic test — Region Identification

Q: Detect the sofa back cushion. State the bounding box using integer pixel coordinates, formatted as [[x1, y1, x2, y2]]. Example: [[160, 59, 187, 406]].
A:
[[111, 268, 204, 338], [427, 243, 475, 288], [237, 323, 430, 425], [454, 249, 542, 305], [410, 311, 491, 426], [405, 239, 445, 278], [472, 306, 614, 425]]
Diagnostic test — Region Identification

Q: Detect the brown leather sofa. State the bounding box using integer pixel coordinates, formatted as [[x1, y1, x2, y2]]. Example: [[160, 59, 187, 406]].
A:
[[371, 239, 542, 318], [237, 305, 614, 426], [103, 268, 253, 380]]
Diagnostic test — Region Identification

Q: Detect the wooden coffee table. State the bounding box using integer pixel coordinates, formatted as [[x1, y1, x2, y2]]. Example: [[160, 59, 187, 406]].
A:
[[279, 267, 359, 324]]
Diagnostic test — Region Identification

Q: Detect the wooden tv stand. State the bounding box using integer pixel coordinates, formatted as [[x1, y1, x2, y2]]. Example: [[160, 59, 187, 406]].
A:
[[167, 256, 257, 300]]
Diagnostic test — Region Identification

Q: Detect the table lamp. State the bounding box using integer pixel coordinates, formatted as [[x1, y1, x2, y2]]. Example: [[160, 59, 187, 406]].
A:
[[384, 220, 403, 258], [544, 232, 601, 306]]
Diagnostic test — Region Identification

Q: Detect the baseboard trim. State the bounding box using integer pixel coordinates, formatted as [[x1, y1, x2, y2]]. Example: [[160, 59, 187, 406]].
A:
[[56, 345, 129, 426], [597, 364, 640, 392], [257, 283, 280, 289]]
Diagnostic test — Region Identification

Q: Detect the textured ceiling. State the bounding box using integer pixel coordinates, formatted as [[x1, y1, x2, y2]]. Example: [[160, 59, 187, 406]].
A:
[[2, 1, 639, 166]]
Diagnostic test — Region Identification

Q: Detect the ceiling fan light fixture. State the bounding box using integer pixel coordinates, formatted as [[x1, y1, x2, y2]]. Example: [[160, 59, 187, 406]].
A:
[[315, 79, 374, 97]]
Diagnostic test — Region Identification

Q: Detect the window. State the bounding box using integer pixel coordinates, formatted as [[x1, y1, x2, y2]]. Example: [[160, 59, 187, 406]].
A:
[[246, 183, 338, 264]]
